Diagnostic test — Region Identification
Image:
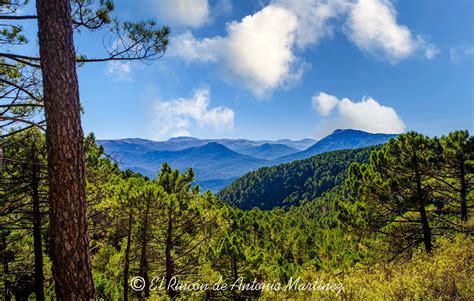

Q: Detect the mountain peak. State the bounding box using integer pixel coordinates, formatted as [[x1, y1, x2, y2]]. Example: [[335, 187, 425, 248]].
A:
[[275, 129, 396, 163], [329, 129, 398, 136], [191, 142, 235, 154], [202, 142, 227, 149], [330, 129, 363, 135], [167, 136, 199, 142]]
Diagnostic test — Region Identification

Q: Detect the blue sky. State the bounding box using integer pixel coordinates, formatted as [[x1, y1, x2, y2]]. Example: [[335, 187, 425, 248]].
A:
[[17, 0, 474, 140]]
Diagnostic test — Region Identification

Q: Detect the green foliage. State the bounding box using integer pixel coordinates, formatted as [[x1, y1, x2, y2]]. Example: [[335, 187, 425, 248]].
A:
[[0, 1, 29, 45], [219, 147, 377, 210], [343, 131, 473, 257], [1, 129, 472, 300], [72, 0, 115, 31], [0, 129, 50, 299], [436, 130, 474, 221], [334, 233, 474, 301], [94, 271, 122, 301], [0, 0, 170, 298]]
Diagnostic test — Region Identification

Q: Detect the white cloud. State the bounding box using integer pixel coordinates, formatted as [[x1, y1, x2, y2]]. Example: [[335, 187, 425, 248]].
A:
[[312, 92, 339, 116], [105, 61, 132, 81], [170, 31, 222, 63], [345, 0, 438, 63], [312, 92, 405, 136], [221, 6, 299, 97], [154, 0, 209, 28], [169, 0, 437, 96], [153, 88, 234, 139], [424, 45, 440, 60], [170, 5, 300, 98], [273, 0, 348, 48], [450, 45, 474, 63]]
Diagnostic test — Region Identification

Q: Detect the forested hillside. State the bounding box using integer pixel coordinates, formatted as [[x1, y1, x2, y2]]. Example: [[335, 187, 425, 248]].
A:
[[1, 130, 473, 300], [218, 147, 376, 210]]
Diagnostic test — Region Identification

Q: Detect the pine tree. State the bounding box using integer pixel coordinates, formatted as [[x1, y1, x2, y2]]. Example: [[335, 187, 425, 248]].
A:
[[347, 132, 442, 254], [436, 130, 473, 222], [155, 163, 218, 299], [0, 129, 48, 300], [1, 1, 170, 297]]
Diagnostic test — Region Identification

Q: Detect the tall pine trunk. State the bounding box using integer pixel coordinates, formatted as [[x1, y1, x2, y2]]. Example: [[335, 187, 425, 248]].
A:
[[418, 199, 432, 253], [31, 143, 45, 301], [231, 254, 238, 301], [165, 210, 177, 299], [413, 150, 432, 253], [138, 199, 150, 300], [2, 231, 11, 301], [123, 210, 133, 301], [35, 0, 95, 299], [459, 160, 468, 222]]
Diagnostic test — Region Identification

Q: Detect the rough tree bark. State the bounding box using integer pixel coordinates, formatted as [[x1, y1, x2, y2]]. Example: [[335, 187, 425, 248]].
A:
[[35, 0, 96, 299]]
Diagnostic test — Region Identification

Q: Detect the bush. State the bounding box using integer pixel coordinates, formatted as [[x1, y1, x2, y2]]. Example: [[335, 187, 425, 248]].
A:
[[337, 234, 473, 300]]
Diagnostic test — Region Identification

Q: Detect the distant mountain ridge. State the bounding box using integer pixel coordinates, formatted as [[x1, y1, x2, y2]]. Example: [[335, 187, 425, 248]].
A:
[[241, 143, 297, 159], [98, 129, 397, 191], [100, 136, 314, 153], [276, 129, 398, 164], [131, 142, 271, 190], [99, 137, 308, 190]]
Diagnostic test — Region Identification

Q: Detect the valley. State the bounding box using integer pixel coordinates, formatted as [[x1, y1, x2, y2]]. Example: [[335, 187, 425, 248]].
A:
[[99, 129, 396, 191]]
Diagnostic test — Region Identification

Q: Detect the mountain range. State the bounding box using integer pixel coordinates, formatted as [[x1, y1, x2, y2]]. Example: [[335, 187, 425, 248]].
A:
[[98, 129, 397, 191]]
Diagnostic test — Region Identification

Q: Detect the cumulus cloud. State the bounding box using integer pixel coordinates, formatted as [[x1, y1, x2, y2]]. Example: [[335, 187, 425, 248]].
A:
[[312, 92, 339, 116], [170, 0, 437, 96], [273, 0, 348, 48], [312, 92, 405, 136], [105, 61, 132, 81], [170, 31, 222, 63], [153, 88, 234, 138], [170, 5, 300, 98], [221, 6, 299, 97], [154, 0, 209, 28], [345, 0, 438, 63]]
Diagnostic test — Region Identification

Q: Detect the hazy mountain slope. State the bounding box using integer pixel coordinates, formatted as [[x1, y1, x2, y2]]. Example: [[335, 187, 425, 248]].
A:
[[237, 143, 299, 159], [99, 137, 207, 153], [271, 138, 316, 150], [159, 143, 270, 181], [99, 137, 308, 161], [107, 142, 271, 190], [276, 129, 397, 163]]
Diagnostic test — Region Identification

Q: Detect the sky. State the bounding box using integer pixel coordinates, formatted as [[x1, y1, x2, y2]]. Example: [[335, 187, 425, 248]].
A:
[[14, 0, 474, 140]]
